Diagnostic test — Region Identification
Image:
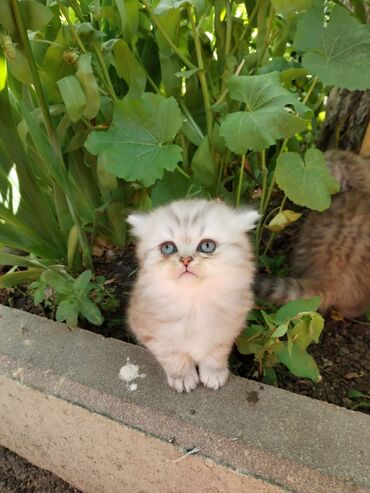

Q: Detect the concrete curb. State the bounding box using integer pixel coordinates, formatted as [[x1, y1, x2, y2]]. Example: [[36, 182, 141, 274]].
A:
[[0, 306, 369, 493]]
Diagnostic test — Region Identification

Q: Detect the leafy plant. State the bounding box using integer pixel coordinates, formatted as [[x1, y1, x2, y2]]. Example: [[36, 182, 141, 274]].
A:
[[237, 297, 324, 384], [347, 390, 370, 410], [30, 268, 110, 327], [0, 0, 369, 381]]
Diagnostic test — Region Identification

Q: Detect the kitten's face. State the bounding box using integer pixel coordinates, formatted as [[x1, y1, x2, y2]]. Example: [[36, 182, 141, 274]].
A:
[[128, 199, 258, 283]]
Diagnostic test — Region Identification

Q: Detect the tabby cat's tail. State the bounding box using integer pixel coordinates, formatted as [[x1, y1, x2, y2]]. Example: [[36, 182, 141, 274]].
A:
[[255, 274, 321, 306]]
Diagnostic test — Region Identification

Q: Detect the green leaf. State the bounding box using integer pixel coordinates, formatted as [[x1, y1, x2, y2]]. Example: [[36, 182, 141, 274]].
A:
[[78, 297, 103, 325], [191, 136, 217, 189], [151, 169, 190, 207], [73, 270, 92, 293], [85, 94, 183, 187], [0, 268, 43, 288], [220, 72, 308, 153], [348, 389, 370, 399], [276, 341, 321, 382], [275, 296, 321, 325], [57, 75, 86, 123], [19, 1, 54, 31], [75, 53, 101, 120], [112, 39, 146, 98], [236, 324, 264, 355], [293, 1, 324, 52], [291, 313, 324, 350], [0, 252, 41, 268], [41, 270, 72, 295], [271, 0, 313, 16], [56, 298, 79, 327], [276, 148, 340, 211], [271, 323, 289, 338], [296, 6, 370, 90], [113, 0, 139, 41]]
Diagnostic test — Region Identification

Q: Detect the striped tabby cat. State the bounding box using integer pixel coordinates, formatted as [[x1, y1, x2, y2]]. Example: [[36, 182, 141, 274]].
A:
[[257, 150, 370, 317]]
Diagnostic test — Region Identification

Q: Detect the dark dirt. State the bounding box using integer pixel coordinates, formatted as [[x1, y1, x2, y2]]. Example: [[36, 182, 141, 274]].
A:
[[0, 446, 81, 493]]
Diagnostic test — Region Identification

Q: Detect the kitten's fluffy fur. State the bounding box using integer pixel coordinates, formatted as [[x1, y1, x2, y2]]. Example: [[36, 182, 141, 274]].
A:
[[127, 199, 258, 392], [257, 150, 370, 317]]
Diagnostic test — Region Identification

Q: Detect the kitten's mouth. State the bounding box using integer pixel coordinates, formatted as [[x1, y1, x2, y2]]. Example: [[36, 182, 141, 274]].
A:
[[179, 269, 197, 278]]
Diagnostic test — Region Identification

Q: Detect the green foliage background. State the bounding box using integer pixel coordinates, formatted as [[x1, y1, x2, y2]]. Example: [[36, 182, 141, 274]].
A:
[[1, 0, 370, 381]]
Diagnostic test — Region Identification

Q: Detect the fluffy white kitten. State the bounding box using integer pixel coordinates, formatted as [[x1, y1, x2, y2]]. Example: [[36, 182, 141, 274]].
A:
[[127, 199, 258, 392]]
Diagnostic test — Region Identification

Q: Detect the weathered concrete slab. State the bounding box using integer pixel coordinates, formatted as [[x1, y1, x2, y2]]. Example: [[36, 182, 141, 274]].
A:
[[0, 305, 369, 493]]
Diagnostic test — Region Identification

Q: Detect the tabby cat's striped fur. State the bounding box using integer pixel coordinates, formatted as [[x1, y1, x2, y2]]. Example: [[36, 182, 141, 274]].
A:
[[257, 150, 370, 317]]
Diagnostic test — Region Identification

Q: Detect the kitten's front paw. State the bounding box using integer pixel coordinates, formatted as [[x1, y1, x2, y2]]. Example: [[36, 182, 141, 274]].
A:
[[199, 366, 229, 390], [167, 370, 199, 393]]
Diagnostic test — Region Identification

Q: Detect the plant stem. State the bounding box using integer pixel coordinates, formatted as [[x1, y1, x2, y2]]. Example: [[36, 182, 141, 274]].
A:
[[57, 2, 87, 53], [11, 0, 93, 269], [236, 153, 246, 206], [188, 6, 214, 149], [176, 164, 191, 179], [92, 42, 117, 102], [259, 150, 268, 213], [303, 75, 319, 105], [225, 0, 232, 58], [230, 0, 261, 56], [142, 0, 197, 70]]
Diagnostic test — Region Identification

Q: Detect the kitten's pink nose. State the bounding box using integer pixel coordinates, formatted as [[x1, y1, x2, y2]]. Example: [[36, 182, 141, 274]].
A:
[[179, 256, 193, 267]]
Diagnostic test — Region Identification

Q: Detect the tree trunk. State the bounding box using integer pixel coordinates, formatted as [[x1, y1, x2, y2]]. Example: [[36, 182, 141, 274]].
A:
[[317, 88, 370, 155]]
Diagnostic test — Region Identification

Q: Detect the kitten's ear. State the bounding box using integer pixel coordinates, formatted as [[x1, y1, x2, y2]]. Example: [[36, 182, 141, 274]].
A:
[[127, 212, 149, 238], [235, 209, 260, 232]]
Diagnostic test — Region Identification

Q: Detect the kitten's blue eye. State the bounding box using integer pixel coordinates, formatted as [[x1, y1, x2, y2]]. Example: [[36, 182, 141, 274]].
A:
[[160, 241, 177, 256], [197, 239, 217, 254]]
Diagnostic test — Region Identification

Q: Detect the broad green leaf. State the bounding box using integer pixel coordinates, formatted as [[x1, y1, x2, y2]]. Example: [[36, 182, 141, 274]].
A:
[[76, 53, 100, 120], [0, 1, 16, 35], [57, 75, 86, 123], [295, 6, 370, 90], [261, 310, 276, 329], [276, 148, 339, 211], [266, 209, 302, 232], [191, 136, 217, 189], [73, 270, 92, 293], [236, 324, 264, 354], [0, 268, 43, 288], [271, 0, 313, 15], [220, 72, 309, 153], [6, 49, 33, 84], [85, 94, 183, 187], [291, 313, 324, 350], [97, 154, 117, 193], [271, 323, 289, 338], [155, 9, 182, 96], [19, 1, 54, 31], [294, 1, 324, 52], [275, 296, 321, 325], [41, 270, 72, 295], [112, 39, 146, 98], [114, 0, 139, 41], [0, 252, 41, 268], [56, 298, 79, 327], [78, 297, 103, 325], [151, 169, 190, 206], [276, 341, 321, 382]]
